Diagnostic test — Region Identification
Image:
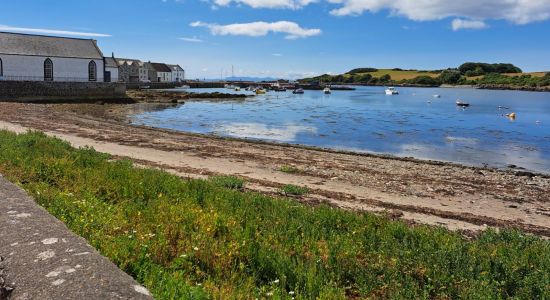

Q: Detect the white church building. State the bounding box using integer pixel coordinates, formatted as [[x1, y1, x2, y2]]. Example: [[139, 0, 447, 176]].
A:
[[0, 32, 105, 82]]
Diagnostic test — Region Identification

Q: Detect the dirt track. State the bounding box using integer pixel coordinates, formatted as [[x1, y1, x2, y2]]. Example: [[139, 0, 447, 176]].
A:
[[0, 102, 549, 236]]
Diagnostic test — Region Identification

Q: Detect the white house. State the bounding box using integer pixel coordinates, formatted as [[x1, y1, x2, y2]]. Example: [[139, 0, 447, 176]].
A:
[[149, 63, 172, 82], [0, 32, 104, 82], [103, 55, 119, 83], [167, 64, 185, 82]]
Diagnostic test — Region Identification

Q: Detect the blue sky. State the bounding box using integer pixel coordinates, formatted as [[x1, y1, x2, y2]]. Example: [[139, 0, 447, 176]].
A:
[[1, 0, 550, 79]]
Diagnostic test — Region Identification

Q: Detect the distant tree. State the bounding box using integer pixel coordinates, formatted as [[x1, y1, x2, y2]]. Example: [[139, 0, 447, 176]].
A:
[[359, 74, 372, 83], [407, 75, 440, 85], [459, 62, 522, 75], [379, 74, 391, 83], [438, 70, 462, 84], [347, 68, 378, 74]]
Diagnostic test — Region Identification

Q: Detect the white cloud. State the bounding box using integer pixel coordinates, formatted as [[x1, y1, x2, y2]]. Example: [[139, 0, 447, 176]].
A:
[[212, 0, 317, 9], [190, 21, 321, 39], [272, 53, 283, 56], [451, 18, 488, 30], [0, 25, 111, 37], [326, 0, 550, 25], [179, 36, 204, 42]]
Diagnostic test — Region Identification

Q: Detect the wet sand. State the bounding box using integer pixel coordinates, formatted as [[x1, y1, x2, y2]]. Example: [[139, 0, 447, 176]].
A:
[[0, 102, 549, 237]]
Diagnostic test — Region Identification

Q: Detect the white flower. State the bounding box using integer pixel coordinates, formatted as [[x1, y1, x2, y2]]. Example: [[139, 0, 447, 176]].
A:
[[193, 247, 199, 251], [273, 279, 280, 284]]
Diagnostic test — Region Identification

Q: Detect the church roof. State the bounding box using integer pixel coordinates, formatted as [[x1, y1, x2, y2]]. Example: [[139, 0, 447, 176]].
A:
[[0, 32, 103, 59]]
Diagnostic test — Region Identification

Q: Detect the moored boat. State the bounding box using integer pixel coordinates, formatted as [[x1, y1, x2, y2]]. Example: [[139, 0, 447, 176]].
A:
[[292, 88, 304, 94], [255, 88, 266, 94], [323, 87, 331, 94], [456, 100, 470, 107], [385, 87, 399, 95]]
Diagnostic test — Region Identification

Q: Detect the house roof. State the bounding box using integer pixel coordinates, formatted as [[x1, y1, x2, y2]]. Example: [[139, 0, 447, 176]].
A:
[[115, 58, 144, 67], [0, 32, 103, 59], [104, 57, 119, 68], [150, 63, 172, 73], [167, 64, 184, 71]]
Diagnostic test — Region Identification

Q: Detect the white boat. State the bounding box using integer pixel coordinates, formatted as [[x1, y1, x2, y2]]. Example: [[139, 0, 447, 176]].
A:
[[456, 100, 470, 107], [180, 85, 190, 89], [234, 86, 241, 91], [255, 88, 266, 94], [323, 87, 331, 94], [433, 94, 441, 98], [293, 88, 304, 94], [385, 87, 399, 95]]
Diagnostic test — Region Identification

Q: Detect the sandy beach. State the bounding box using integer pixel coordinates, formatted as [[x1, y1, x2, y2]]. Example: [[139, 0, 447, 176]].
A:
[[0, 101, 549, 237]]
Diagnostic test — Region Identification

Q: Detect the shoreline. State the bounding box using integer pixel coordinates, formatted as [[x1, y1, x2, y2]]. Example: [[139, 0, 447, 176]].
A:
[[0, 101, 549, 236]]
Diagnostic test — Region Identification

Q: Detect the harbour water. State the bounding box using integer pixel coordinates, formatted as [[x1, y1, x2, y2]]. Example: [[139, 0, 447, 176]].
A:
[[130, 86, 550, 173]]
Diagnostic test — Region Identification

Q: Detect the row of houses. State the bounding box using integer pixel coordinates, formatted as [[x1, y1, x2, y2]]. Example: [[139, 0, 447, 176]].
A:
[[0, 31, 184, 83]]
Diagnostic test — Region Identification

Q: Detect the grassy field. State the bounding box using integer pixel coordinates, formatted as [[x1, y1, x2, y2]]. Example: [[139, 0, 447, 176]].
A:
[[0, 130, 549, 299], [349, 69, 440, 81]]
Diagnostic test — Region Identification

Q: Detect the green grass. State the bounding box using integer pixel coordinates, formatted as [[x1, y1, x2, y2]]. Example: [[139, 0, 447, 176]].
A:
[[278, 165, 302, 174], [280, 184, 310, 196], [348, 69, 440, 81], [209, 175, 245, 190], [0, 130, 549, 299]]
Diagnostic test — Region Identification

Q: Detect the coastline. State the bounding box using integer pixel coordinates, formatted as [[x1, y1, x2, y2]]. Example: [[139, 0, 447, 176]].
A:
[[0, 101, 549, 237]]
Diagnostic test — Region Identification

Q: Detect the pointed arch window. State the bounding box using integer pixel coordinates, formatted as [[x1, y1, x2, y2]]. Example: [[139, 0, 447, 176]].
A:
[[88, 60, 97, 81], [44, 58, 53, 81]]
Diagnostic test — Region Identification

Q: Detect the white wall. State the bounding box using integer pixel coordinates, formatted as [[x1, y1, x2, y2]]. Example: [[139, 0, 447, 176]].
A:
[[0, 54, 104, 82], [171, 70, 185, 82], [105, 66, 119, 82]]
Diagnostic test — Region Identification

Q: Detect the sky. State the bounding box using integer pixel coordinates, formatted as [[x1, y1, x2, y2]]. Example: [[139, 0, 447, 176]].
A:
[[1, 0, 550, 79]]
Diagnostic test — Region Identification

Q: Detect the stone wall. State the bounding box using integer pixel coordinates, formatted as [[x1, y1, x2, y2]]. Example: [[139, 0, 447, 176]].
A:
[[0, 81, 128, 102]]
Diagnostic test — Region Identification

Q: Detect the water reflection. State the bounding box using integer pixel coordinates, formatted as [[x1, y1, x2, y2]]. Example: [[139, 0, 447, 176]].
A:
[[130, 87, 550, 173], [214, 122, 317, 142]]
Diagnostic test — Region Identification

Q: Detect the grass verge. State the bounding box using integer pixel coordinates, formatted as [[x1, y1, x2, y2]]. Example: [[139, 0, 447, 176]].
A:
[[0, 130, 549, 299]]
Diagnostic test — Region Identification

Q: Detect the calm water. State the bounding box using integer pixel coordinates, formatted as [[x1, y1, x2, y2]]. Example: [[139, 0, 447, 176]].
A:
[[130, 86, 550, 173]]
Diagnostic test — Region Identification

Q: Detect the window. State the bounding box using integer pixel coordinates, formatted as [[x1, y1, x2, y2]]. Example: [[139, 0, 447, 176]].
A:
[[0, 58, 3, 77], [88, 60, 97, 81], [44, 58, 53, 81]]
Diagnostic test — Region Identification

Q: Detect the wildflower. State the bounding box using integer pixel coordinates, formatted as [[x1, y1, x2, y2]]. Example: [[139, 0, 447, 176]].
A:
[[193, 247, 199, 251], [289, 291, 295, 295], [273, 279, 280, 284], [266, 292, 273, 296]]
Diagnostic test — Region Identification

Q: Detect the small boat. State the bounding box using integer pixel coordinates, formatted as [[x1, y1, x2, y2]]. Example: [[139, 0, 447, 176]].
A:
[[506, 112, 516, 120], [292, 88, 304, 94], [456, 100, 470, 107], [234, 86, 241, 91], [323, 87, 331, 94], [385, 87, 399, 95], [180, 85, 190, 89], [433, 94, 441, 98], [255, 88, 266, 94]]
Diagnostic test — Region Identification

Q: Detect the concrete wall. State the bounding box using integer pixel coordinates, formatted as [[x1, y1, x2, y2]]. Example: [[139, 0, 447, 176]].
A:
[[0, 54, 104, 82], [0, 81, 127, 102]]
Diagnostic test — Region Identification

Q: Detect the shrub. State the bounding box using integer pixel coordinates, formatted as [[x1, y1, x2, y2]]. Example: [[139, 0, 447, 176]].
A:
[[280, 184, 309, 196], [209, 175, 245, 190]]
